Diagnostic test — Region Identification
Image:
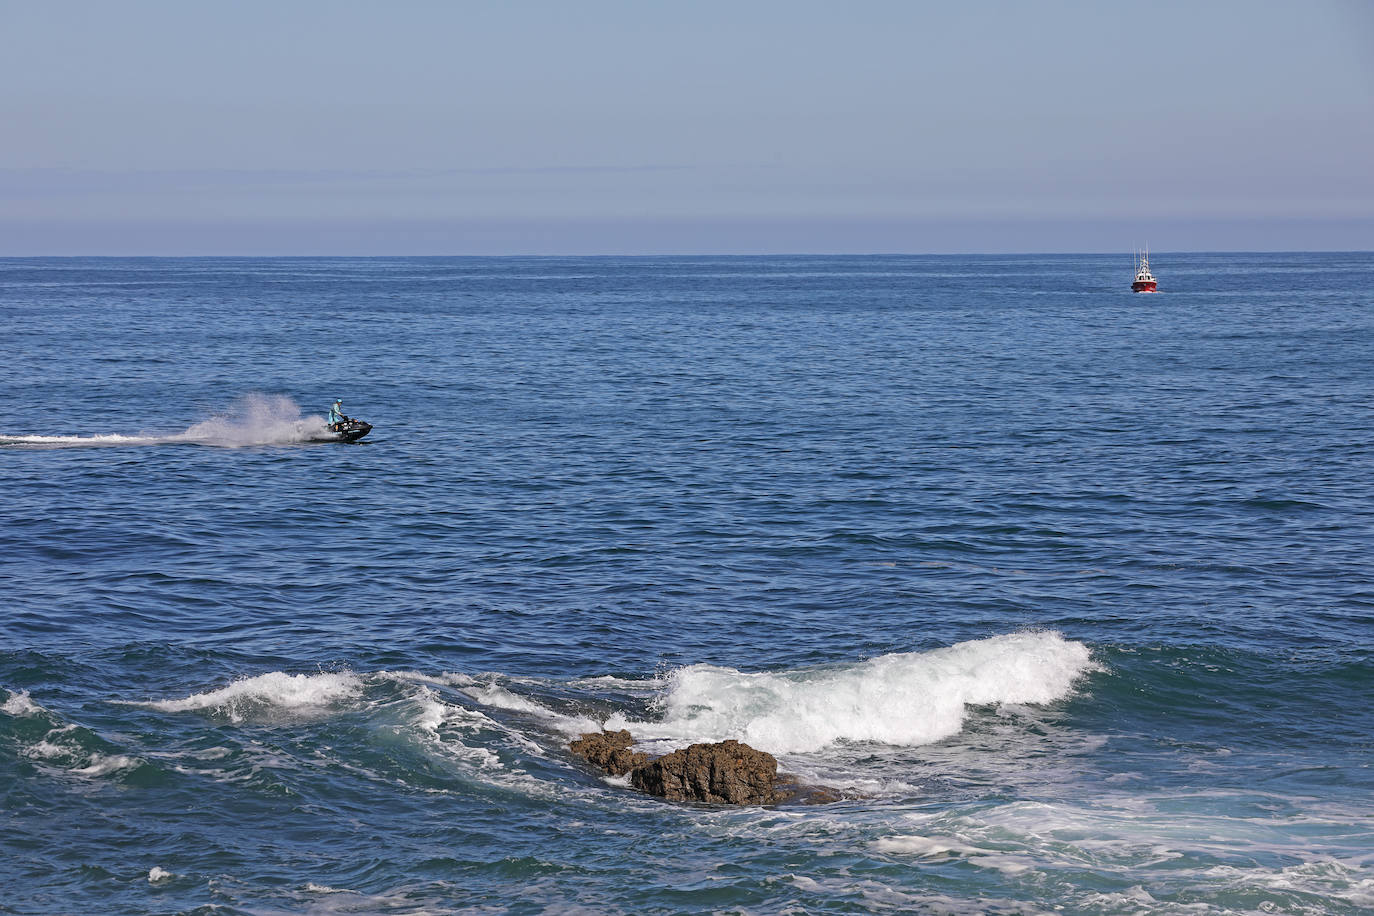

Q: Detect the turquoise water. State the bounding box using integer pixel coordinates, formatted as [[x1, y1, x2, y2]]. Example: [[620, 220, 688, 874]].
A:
[[2, 254, 1372, 914]]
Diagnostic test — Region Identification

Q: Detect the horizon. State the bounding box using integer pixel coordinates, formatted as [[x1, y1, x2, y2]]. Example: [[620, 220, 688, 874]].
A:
[[3, 246, 1373, 260], [3, 1, 1371, 256]]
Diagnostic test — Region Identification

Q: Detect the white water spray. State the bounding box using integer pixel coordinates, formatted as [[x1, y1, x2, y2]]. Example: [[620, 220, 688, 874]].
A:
[[173, 394, 329, 447], [132, 671, 362, 723], [606, 631, 1098, 754], [0, 393, 331, 448]]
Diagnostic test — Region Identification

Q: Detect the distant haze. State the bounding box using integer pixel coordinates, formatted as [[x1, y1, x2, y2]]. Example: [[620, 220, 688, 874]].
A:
[[2, 1, 1371, 255]]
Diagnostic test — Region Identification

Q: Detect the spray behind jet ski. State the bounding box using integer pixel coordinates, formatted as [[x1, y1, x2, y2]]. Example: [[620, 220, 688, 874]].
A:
[[1, 394, 373, 448]]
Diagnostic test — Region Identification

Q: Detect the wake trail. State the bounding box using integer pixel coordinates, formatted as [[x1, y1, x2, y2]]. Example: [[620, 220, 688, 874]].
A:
[[0, 393, 331, 449]]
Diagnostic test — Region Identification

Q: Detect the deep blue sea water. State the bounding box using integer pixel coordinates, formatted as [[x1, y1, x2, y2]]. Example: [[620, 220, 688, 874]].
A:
[[2, 253, 1372, 915]]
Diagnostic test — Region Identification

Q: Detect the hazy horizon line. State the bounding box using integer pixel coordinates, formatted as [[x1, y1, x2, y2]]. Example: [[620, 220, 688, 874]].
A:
[[4, 248, 1371, 259]]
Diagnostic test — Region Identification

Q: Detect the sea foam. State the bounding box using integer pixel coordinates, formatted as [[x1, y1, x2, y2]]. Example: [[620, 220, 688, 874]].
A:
[[609, 631, 1096, 754], [459, 683, 601, 736], [2, 689, 42, 717], [139, 671, 362, 722]]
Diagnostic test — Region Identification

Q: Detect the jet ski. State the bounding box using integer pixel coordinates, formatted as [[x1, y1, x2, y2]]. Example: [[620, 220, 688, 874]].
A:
[[328, 417, 373, 442]]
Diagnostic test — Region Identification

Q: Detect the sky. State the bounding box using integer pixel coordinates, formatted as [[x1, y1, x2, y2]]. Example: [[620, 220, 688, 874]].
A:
[[1, 0, 1371, 255]]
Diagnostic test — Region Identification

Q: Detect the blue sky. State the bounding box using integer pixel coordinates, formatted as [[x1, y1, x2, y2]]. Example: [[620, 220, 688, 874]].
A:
[[1, 0, 1370, 254]]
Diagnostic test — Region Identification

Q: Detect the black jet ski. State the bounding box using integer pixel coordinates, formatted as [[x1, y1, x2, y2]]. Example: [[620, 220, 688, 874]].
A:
[[328, 417, 373, 442]]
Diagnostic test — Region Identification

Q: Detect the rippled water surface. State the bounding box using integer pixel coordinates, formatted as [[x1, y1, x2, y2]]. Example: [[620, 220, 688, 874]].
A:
[[3, 254, 1372, 914]]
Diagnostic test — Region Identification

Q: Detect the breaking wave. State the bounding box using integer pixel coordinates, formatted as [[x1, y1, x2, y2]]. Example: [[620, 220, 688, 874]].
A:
[[606, 631, 1097, 754], [125, 634, 1096, 761], [1, 689, 42, 717], [132, 670, 363, 722], [0, 393, 330, 448]]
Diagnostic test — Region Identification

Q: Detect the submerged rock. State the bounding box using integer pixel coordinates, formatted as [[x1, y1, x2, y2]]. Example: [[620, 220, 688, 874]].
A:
[[629, 739, 786, 805], [568, 729, 649, 777], [776, 777, 846, 806]]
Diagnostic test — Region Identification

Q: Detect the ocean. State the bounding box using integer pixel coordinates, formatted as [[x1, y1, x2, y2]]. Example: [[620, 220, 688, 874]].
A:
[[2, 253, 1371, 915]]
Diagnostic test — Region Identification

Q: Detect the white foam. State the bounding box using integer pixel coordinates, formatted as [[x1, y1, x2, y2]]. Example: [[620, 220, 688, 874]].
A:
[[784, 874, 824, 893], [0, 433, 162, 446], [873, 834, 976, 858], [27, 739, 73, 760], [765, 874, 957, 913], [458, 683, 600, 736], [137, 671, 362, 723], [1202, 859, 1374, 908], [383, 670, 477, 689], [463, 684, 548, 714], [2, 689, 42, 717], [410, 688, 448, 733], [376, 681, 586, 802], [570, 674, 660, 690], [877, 794, 1374, 911], [147, 867, 174, 884], [608, 631, 1096, 754], [71, 753, 141, 777], [294, 885, 450, 916], [382, 684, 515, 773], [873, 833, 1035, 875], [374, 673, 523, 736], [20, 732, 142, 779]]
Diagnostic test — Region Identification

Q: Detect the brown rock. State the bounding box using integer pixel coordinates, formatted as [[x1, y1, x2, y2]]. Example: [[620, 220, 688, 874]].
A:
[[630, 739, 786, 805], [569, 730, 649, 777], [570, 731, 850, 806]]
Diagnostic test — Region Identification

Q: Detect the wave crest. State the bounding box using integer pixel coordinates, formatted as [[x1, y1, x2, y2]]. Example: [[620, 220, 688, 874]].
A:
[[138, 671, 362, 722], [609, 631, 1097, 754]]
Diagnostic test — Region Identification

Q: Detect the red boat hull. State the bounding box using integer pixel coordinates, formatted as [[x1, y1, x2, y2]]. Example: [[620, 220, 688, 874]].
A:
[[1132, 280, 1157, 293]]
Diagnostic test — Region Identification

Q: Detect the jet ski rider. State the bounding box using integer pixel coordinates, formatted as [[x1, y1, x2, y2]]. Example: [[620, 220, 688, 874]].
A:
[[327, 398, 347, 430]]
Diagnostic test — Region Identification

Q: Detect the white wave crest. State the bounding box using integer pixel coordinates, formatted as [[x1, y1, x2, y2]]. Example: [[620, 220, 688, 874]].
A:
[[305, 882, 350, 894], [608, 631, 1097, 754], [382, 670, 478, 689], [2, 689, 43, 717], [138, 671, 362, 723]]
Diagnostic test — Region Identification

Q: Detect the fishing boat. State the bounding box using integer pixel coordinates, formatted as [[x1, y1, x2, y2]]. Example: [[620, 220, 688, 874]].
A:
[[1132, 248, 1157, 293]]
